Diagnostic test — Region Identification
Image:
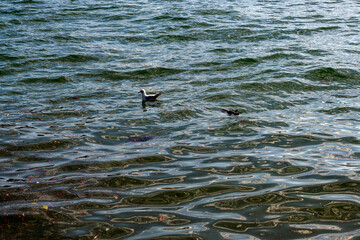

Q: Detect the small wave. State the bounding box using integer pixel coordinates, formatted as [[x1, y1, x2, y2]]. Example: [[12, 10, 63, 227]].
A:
[[319, 107, 360, 115], [204, 28, 255, 40], [121, 184, 255, 206], [13, 0, 44, 4], [103, 15, 134, 21], [261, 53, 302, 60], [12, 154, 50, 163], [304, 67, 360, 84], [214, 201, 359, 232], [0, 209, 133, 239], [199, 121, 254, 135], [196, 9, 236, 16], [156, 34, 199, 42], [168, 145, 218, 155], [52, 155, 176, 174], [4, 139, 76, 152], [209, 48, 234, 53], [112, 214, 191, 226], [0, 53, 25, 62], [191, 61, 223, 68], [280, 26, 341, 36], [159, 109, 198, 121], [213, 180, 360, 234], [152, 14, 190, 22], [78, 67, 184, 81], [203, 93, 236, 102], [211, 192, 299, 210], [41, 110, 93, 119], [122, 36, 152, 42], [50, 54, 99, 63], [82, 175, 184, 190], [232, 133, 340, 150], [21, 76, 74, 84], [0, 68, 21, 77], [306, 49, 328, 56], [47, 94, 95, 104], [316, 26, 340, 31], [51, 35, 89, 42], [231, 57, 259, 66], [201, 164, 311, 176], [238, 80, 339, 92]]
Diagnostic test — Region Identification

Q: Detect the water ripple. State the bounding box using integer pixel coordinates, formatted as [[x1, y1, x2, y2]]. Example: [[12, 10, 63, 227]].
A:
[[1, 0, 360, 239]]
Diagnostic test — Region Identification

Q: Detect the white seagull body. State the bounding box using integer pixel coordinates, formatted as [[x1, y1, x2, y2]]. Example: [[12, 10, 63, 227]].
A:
[[139, 89, 162, 101]]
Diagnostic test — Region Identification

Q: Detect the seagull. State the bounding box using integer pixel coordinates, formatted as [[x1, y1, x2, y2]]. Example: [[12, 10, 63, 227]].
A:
[[221, 108, 240, 116], [139, 89, 162, 101]]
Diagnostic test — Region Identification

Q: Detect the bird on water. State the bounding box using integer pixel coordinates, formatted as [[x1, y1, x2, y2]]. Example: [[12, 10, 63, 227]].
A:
[[139, 89, 162, 101], [221, 108, 240, 116]]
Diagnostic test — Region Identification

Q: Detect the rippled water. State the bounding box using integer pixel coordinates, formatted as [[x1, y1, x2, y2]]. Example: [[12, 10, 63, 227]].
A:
[[1, 0, 360, 239]]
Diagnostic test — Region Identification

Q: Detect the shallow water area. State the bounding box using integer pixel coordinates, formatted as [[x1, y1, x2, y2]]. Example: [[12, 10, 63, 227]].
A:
[[1, 0, 360, 239]]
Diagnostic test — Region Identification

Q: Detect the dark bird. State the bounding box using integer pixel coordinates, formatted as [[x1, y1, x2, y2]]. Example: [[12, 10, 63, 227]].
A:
[[139, 89, 162, 101], [128, 135, 156, 142], [221, 108, 240, 116]]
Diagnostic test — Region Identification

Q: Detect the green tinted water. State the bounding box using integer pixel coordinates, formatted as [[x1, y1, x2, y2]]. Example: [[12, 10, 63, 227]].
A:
[[0, 0, 360, 239]]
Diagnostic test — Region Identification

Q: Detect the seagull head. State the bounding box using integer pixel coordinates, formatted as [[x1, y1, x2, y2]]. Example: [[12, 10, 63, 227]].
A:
[[139, 89, 146, 95]]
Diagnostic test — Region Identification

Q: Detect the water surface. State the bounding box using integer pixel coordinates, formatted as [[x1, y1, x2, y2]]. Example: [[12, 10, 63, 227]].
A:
[[1, 0, 360, 239]]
